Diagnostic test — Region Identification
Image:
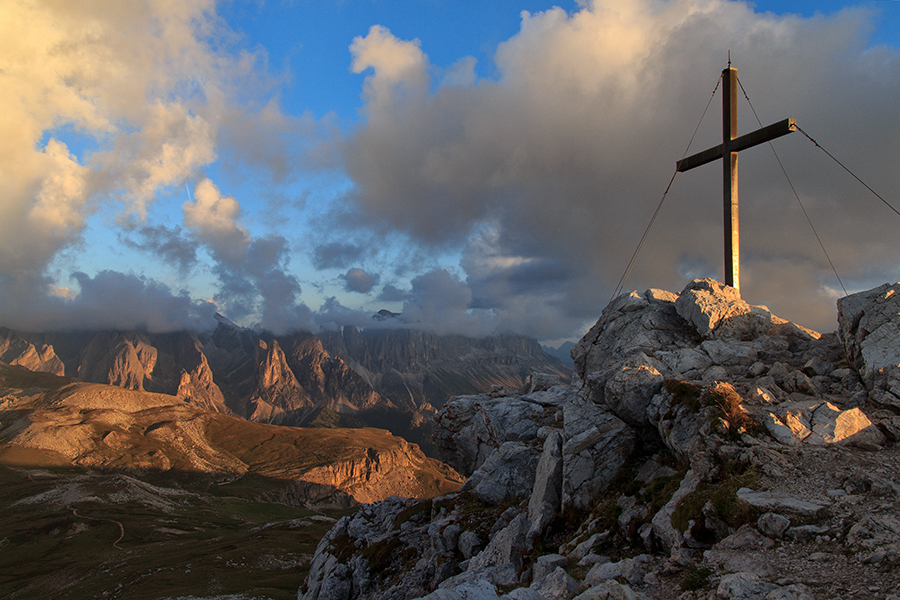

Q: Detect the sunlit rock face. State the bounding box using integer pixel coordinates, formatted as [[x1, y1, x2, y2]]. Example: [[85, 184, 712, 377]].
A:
[[0, 377, 463, 508]]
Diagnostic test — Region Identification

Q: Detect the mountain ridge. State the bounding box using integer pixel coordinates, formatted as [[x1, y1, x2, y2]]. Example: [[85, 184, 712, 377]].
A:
[[2, 321, 570, 456]]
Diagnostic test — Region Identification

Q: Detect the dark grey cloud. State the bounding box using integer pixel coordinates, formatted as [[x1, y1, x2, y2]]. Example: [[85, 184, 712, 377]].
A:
[[312, 242, 366, 270], [4, 271, 218, 333], [331, 0, 900, 336], [340, 267, 380, 294], [121, 225, 199, 275], [378, 284, 411, 303]]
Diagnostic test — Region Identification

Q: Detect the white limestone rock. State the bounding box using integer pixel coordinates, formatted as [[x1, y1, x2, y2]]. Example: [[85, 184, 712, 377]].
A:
[[530, 566, 576, 600], [838, 282, 900, 381], [650, 469, 701, 552], [434, 394, 549, 476], [572, 288, 693, 382], [501, 589, 546, 600], [465, 441, 540, 505], [602, 353, 667, 426], [561, 398, 635, 511], [701, 340, 759, 367], [532, 554, 568, 582], [572, 580, 643, 600], [675, 278, 751, 338], [527, 430, 563, 540], [764, 585, 816, 600], [735, 489, 829, 516], [417, 579, 501, 600], [468, 513, 530, 573], [716, 572, 778, 599], [757, 513, 791, 539], [584, 555, 653, 587]]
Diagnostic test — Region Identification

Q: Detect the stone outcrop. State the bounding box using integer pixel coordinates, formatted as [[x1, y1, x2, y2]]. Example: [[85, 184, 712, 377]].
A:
[[301, 278, 900, 600]]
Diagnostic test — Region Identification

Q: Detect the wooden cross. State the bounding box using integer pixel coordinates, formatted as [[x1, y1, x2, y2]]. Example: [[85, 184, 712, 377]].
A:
[[676, 64, 796, 293]]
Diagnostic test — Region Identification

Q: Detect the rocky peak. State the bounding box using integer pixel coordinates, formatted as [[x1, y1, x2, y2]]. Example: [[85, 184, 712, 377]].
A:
[[303, 278, 900, 600], [76, 331, 158, 391], [0, 327, 64, 376]]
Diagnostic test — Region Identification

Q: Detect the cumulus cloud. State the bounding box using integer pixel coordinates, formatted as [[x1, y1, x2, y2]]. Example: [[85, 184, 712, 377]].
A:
[[4, 0, 900, 343], [340, 268, 381, 294], [182, 179, 313, 333], [378, 284, 411, 303], [0, 0, 304, 333], [334, 0, 900, 336]]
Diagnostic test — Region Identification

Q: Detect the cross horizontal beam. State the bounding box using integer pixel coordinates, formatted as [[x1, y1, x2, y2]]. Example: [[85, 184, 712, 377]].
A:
[[676, 118, 797, 172]]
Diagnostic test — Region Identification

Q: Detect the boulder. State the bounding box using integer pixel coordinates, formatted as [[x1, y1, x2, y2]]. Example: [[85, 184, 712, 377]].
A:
[[468, 513, 530, 573], [701, 340, 758, 367], [650, 469, 701, 551], [602, 353, 667, 426], [465, 442, 540, 505], [757, 513, 791, 539], [434, 394, 548, 476], [838, 282, 900, 381], [735, 489, 829, 516], [675, 278, 751, 338], [502, 589, 546, 600], [584, 555, 652, 587], [527, 430, 564, 540], [562, 397, 635, 511], [531, 554, 568, 582], [572, 580, 642, 600], [573, 289, 693, 382], [716, 572, 778, 599], [764, 585, 815, 600], [530, 566, 576, 600], [421, 579, 501, 600]]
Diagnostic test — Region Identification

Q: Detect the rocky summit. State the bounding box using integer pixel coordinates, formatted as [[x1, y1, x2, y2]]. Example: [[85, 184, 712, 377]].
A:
[[301, 279, 900, 600]]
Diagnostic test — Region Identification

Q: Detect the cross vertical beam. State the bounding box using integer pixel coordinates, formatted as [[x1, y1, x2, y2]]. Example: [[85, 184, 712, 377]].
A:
[[723, 67, 739, 290], [677, 64, 797, 295]]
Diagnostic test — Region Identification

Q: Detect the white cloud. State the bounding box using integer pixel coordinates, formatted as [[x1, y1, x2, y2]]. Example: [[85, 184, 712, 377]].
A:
[[0, 0, 326, 333]]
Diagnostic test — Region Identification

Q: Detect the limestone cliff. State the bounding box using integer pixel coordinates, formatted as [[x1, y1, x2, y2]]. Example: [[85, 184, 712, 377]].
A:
[[319, 327, 571, 411]]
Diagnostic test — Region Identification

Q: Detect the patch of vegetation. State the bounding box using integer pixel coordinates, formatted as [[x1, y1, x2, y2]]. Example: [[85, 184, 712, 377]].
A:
[[393, 498, 433, 528], [701, 383, 760, 435], [361, 535, 404, 576], [665, 378, 703, 411], [671, 462, 759, 533], [640, 469, 688, 514], [681, 563, 714, 591]]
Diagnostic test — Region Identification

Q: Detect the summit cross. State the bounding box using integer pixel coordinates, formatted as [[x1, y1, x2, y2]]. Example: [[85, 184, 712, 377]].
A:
[[676, 64, 796, 293]]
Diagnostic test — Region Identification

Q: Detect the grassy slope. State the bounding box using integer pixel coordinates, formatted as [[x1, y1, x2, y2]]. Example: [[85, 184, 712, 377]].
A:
[[0, 465, 344, 600], [0, 363, 461, 598]]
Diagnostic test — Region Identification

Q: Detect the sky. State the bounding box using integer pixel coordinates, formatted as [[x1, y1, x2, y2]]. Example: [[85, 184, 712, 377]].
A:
[[2, 0, 899, 344]]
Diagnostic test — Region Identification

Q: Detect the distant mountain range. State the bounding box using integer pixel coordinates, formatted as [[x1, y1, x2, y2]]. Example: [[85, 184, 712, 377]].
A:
[[541, 341, 576, 367], [0, 317, 571, 455]]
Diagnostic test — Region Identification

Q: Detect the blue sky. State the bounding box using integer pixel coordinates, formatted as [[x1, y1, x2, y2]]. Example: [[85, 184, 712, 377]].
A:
[[2, 0, 899, 342]]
